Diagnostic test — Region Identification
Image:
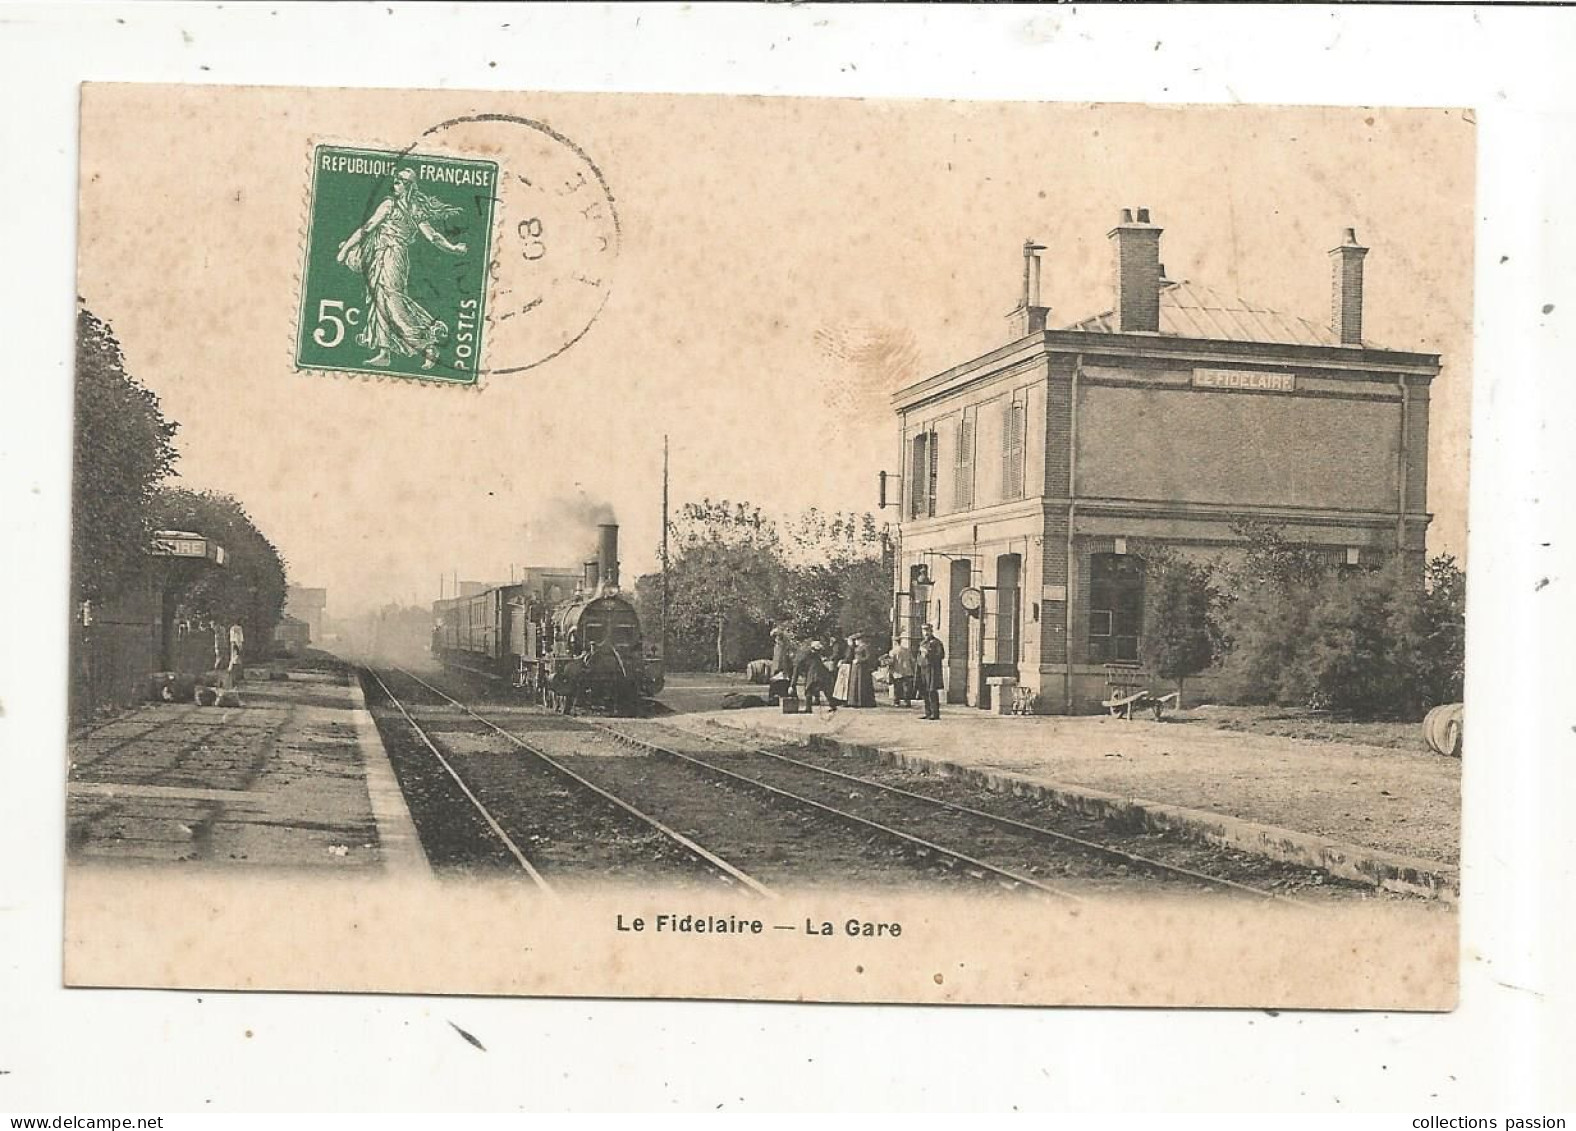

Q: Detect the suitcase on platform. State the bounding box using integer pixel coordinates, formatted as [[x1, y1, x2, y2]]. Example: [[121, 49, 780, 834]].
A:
[[781, 695, 802, 715]]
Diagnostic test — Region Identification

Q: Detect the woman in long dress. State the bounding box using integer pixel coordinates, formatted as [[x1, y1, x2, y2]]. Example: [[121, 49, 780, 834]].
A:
[[336, 168, 468, 369], [846, 635, 876, 708]]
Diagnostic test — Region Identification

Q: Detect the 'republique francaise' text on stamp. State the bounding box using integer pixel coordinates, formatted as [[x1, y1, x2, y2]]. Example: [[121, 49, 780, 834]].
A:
[[296, 145, 498, 384]]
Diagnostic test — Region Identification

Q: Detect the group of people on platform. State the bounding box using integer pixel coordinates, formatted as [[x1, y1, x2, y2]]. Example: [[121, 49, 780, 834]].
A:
[[769, 624, 947, 720]]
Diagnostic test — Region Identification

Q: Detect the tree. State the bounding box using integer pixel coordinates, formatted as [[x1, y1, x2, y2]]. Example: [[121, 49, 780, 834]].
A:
[[1226, 518, 1331, 593], [1215, 521, 1331, 706], [662, 499, 785, 672], [632, 503, 896, 671], [72, 307, 179, 604], [776, 508, 893, 649], [1217, 548, 1462, 720], [1282, 559, 1423, 717], [1415, 554, 1466, 708], [1139, 553, 1227, 708], [151, 487, 289, 651]]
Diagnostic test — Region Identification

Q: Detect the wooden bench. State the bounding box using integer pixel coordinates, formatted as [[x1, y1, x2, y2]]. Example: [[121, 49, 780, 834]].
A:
[[1101, 663, 1180, 720]]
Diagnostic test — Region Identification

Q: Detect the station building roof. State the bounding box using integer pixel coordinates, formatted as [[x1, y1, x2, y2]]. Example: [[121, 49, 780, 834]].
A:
[[1062, 278, 1376, 350]]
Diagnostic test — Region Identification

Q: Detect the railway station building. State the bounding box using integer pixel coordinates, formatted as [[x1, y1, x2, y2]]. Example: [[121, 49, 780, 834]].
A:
[[70, 530, 229, 720], [889, 208, 1440, 713]]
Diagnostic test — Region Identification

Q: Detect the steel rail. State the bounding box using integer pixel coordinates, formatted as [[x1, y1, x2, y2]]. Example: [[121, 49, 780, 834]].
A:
[[390, 668, 773, 898], [367, 669, 553, 892], [627, 718, 1310, 906], [591, 721, 1082, 903]]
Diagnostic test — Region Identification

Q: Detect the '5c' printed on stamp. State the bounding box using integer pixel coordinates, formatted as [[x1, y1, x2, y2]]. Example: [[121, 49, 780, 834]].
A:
[[296, 145, 498, 384]]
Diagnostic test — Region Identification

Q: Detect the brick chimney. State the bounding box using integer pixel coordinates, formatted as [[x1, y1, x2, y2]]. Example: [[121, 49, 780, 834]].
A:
[[1008, 238, 1050, 337], [1330, 227, 1368, 346], [1108, 207, 1162, 333]]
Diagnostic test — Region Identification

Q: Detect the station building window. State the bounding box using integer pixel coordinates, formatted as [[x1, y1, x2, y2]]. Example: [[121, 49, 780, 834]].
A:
[[1088, 552, 1144, 663]]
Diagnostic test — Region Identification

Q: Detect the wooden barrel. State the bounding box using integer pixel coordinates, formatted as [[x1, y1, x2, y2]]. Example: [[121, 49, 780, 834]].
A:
[[1423, 704, 1445, 751], [1423, 703, 1464, 757]]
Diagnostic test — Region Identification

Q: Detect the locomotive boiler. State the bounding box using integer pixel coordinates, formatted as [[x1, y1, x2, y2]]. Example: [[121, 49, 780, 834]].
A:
[[430, 523, 663, 715]]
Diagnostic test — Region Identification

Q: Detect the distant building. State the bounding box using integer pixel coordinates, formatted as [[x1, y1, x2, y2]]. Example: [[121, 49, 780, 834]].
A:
[[284, 585, 328, 644], [890, 209, 1439, 713], [273, 614, 311, 656]]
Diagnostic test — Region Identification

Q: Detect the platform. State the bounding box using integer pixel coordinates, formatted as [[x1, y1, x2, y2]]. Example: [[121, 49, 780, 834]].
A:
[[66, 664, 426, 874], [681, 694, 1461, 900]]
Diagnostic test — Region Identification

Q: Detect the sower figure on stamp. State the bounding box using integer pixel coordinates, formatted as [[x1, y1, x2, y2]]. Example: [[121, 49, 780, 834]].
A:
[[916, 624, 945, 720], [336, 168, 468, 370]]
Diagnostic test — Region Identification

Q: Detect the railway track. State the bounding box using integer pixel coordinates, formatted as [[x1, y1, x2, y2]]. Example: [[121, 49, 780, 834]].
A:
[[363, 667, 769, 895], [383, 667, 1087, 898], [404, 668, 1257, 900], [377, 665, 1350, 902], [589, 717, 1314, 906], [590, 718, 1085, 902]]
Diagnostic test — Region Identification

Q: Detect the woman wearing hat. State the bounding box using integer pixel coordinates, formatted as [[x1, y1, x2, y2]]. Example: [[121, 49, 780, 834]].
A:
[[846, 634, 877, 708]]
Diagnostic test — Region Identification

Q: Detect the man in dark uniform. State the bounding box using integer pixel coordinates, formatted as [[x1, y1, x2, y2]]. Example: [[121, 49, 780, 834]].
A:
[[791, 640, 837, 715], [916, 624, 946, 720], [556, 653, 587, 715]]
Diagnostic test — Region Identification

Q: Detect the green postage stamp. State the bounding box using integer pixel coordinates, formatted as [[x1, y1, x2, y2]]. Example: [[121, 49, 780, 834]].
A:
[[296, 145, 498, 384]]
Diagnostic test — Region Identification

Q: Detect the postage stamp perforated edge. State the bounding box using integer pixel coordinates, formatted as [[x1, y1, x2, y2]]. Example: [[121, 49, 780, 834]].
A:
[[288, 134, 503, 391]]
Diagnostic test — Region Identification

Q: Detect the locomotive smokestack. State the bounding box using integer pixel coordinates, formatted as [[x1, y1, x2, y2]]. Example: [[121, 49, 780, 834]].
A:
[[598, 523, 620, 589], [584, 560, 600, 593]]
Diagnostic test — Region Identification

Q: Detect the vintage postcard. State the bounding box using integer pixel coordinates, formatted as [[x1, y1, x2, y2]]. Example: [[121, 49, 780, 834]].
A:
[[65, 83, 1471, 1007]]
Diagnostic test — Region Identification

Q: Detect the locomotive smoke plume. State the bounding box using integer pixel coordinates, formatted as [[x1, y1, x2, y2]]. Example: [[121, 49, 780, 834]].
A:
[[519, 493, 619, 567]]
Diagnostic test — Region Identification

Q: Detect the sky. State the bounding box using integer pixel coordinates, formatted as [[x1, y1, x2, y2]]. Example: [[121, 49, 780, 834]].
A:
[[77, 88, 1474, 618]]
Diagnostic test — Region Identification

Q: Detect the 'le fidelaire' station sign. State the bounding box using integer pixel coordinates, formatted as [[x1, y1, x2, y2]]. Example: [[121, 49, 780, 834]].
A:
[[1192, 368, 1297, 393]]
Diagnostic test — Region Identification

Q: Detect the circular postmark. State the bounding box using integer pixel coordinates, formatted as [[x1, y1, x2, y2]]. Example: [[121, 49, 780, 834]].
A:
[[409, 114, 620, 377]]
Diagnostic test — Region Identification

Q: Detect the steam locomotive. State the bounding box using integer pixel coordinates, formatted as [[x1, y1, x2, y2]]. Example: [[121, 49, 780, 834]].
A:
[[431, 523, 663, 716]]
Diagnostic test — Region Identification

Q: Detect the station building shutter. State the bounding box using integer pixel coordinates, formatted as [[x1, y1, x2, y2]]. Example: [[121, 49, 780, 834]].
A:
[[909, 429, 938, 519], [928, 429, 939, 517], [1002, 396, 1026, 501], [954, 408, 975, 511]]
